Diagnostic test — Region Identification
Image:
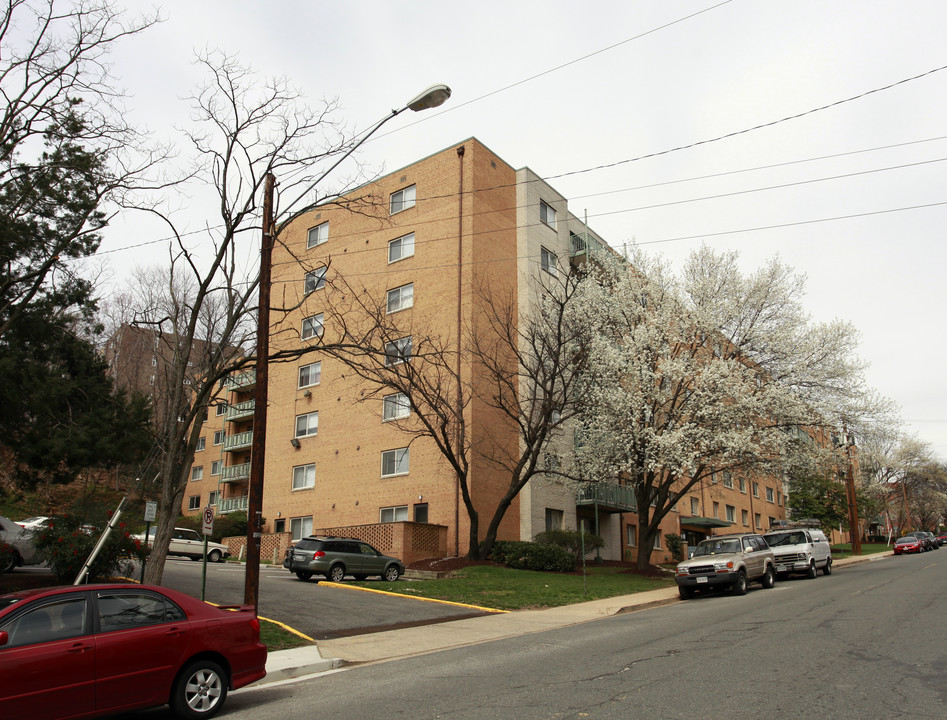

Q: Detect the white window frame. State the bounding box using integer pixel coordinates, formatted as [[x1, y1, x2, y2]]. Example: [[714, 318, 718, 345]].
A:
[[388, 232, 415, 263], [381, 447, 410, 477], [196, 437, 205, 452], [307, 222, 328, 248], [216, 403, 227, 417], [383, 392, 410, 421], [752, 482, 760, 498], [626, 524, 637, 547], [213, 430, 225, 446], [290, 516, 313, 542], [690, 497, 699, 515], [188, 496, 200, 511], [295, 411, 319, 438], [652, 533, 662, 550], [726, 505, 736, 523], [302, 313, 324, 340], [742, 509, 749, 526], [540, 246, 557, 276], [390, 184, 416, 214], [386, 283, 414, 314], [380, 505, 409, 523], [208, 491, 218, 506], [190, 466, 203, 482], [211, 460, 221, 476], [292, 463, 316, 491], [385, 336, 412, 366], [539, 200, 556, 228], [298, 361, 322, 388], [305, 267, 326, 294]]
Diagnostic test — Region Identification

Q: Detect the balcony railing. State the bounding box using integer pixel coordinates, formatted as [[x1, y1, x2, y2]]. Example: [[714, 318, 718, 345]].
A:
[[218, 496, 248, 514], [226, 399, 255, 422], [576, 481, 637, 513], [220, 462, 250, 483], [569, 231, 605, 258], [224, 430, 253, 452], [225, 369, 256, 391]]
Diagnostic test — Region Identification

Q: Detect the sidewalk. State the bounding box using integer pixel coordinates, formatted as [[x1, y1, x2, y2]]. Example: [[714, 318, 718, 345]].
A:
[[255, 553, 886, 685]]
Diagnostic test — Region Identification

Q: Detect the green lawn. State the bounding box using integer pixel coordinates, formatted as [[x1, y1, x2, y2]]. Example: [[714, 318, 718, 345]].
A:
[[351, 565, 675, 611], [830, 542, 894, 559]]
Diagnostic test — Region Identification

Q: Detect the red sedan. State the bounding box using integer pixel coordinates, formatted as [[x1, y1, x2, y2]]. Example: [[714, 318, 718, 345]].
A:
[[0, 583, 266, 720], [893, 536, 922, 555]]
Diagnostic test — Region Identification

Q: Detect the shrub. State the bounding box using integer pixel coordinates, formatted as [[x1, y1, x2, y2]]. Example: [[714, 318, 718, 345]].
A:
[[664, 533, 684, 562], [489, 540, 575, 572], [533, 529, 605, 562], [32, 514, 146, 583]]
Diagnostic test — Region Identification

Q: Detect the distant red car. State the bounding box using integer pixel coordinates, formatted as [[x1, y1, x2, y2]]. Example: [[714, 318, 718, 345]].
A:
[[893, 536, 922, 555], [0, 583, 266, 720]]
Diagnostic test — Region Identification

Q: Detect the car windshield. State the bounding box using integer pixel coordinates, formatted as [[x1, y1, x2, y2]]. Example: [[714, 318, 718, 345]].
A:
[[693, 538, 742, 556], [765, 532, 806, 546], [895, 537, 915, 544]]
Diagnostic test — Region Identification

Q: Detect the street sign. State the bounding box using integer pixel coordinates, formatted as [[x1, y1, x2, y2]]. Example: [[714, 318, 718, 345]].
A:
[[144, 501, 157, 523], [202, 506, 215, 536]]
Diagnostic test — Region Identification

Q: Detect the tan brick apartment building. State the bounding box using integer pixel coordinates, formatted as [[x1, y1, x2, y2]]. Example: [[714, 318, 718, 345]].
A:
[[182, 138, 788, 563]]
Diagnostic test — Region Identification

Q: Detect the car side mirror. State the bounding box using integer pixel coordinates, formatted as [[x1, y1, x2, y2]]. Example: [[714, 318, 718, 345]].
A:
[[0, 630, 7, 647]]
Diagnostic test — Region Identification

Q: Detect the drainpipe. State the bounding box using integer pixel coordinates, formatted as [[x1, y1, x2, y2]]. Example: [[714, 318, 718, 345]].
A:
[[455, 145, 465, 557]]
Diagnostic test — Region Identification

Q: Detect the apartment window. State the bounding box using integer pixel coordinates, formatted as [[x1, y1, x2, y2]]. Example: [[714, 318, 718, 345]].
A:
[[292, 463, 316, 491], [274, 519, 285, 534], [213, 430, 225, 445], [414, 503, 429, 523], [190, 466, 203, 482], [196, 437, 205, 452], [723, 471, 733, 489], [766, 486, 775, 503], [539, 200, 556, 228], [188, 496, 200, 511], [211, 460, 221, 476], [752, 482, 760, 498], [712, 501, 720, 519], [653, 534, 662, 550], [540, 246, 557, 276], [298, 361, 322, 388], [739, 477, 747, 493], [383, 392, 410, 421], [208, 491, 218, 506], [386, 283, 414, 314], [768, 517, 776, 529], [626, 524, 637, 547], [545, 508, 564, 532], [381, 447, 410, 477], [305, 267, 327, 294], [216, 403, 228, 417], [302, 313, 324, 340], [742, 509, 749, 526], [390, 184, 416, 214], [726, 505, 736, 523], [295, 411, 319, 438], [388, 232, 415, 263], [690, 497, 699, 515], [777, 492, 783, 506], [380, 505, 409, 523], [290, 516, 313, 542], [307, 222, 328, 248], [754, 513, 762, 529], [385, 336, 412, 366]]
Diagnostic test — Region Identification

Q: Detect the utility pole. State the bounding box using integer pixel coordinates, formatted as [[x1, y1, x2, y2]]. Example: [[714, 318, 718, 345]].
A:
[[244, 172, 275, 609], [843, 430, 861, 555]]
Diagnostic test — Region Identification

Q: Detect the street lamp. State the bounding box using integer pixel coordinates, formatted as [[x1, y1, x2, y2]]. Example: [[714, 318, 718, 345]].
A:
[[243, 84, 451, 609]]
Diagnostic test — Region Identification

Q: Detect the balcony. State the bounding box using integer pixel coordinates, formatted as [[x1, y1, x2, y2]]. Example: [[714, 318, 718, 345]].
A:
[[224, 430, 253, 453], [225, 368, 256, 391], [226, 399, 255, 422], [569, 231, 605, 259], [576, 481, 637, 513], [218, 495, 248, 514], [220, 462, 250, 483]]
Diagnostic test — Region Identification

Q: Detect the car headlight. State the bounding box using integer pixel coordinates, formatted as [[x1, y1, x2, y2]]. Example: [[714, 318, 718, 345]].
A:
[[714, 561, 734, 572], [675, 566, 688, 576]]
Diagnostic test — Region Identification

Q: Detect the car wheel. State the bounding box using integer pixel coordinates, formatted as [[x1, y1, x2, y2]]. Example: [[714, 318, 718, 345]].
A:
[[2, 549, 19, 573], [806, 560, 817, 579], [678, 585, 694, 600], [170, 659, 228, 720], [822, 558, 833, 575], [207, 549, 222, 563], [761, 565, 776, 589], [383, 566, 400, 582], [328, 564, 345, 583], [732, 570, 747, 595], [295, 571, 313, 581], [353, 574, 367, 580]]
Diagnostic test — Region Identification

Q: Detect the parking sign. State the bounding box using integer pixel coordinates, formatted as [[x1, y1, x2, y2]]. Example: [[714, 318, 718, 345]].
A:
[[202, 506, 215, 536]]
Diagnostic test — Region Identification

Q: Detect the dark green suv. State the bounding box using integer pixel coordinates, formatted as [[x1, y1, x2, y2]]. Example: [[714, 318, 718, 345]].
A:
[[283, 536, 405, 582]]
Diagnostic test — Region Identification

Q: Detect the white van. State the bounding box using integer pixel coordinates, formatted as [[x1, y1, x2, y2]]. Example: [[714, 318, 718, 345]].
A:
[[762, 528, 832, 578]]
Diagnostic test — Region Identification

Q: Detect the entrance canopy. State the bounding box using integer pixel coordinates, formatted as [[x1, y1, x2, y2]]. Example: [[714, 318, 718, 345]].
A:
[[681, 517, 733, 529]]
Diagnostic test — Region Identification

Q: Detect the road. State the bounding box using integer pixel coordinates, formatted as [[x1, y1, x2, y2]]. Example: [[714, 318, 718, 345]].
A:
[[158, 558, 490, 639], [136, 550, 944, 720]]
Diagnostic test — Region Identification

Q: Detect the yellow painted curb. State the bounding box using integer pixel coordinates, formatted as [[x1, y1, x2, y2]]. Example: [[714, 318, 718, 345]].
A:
[[319, 581, 508, 614]]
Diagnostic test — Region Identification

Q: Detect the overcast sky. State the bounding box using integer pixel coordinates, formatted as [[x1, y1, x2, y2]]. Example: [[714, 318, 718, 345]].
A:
[[100, 1, 947, 459]]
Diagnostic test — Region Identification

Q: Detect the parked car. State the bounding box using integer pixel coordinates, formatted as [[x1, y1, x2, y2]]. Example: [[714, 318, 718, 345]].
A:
[[0, 516, 44, 573], [674, 532, 777, 599], [137, 527, 231, 563], [763, 527, 833, 578], [284, 536, 405, 582], [923, 531, 940, 549], [0, 583, 266, 719], [15, 516, 49, 531], [893, 536, 923, 554], [905, 531, 935, 552], [936, 532, 947, 546]]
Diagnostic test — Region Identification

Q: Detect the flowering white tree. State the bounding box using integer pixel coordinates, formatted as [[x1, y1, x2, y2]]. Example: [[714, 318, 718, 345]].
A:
[[572, 246, 872, 568]]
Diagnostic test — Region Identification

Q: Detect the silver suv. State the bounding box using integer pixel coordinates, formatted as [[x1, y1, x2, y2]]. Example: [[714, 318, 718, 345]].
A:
[[763, 528, 832, 578], [284, 536, 404, 582], [675, 533, 776, 600]]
